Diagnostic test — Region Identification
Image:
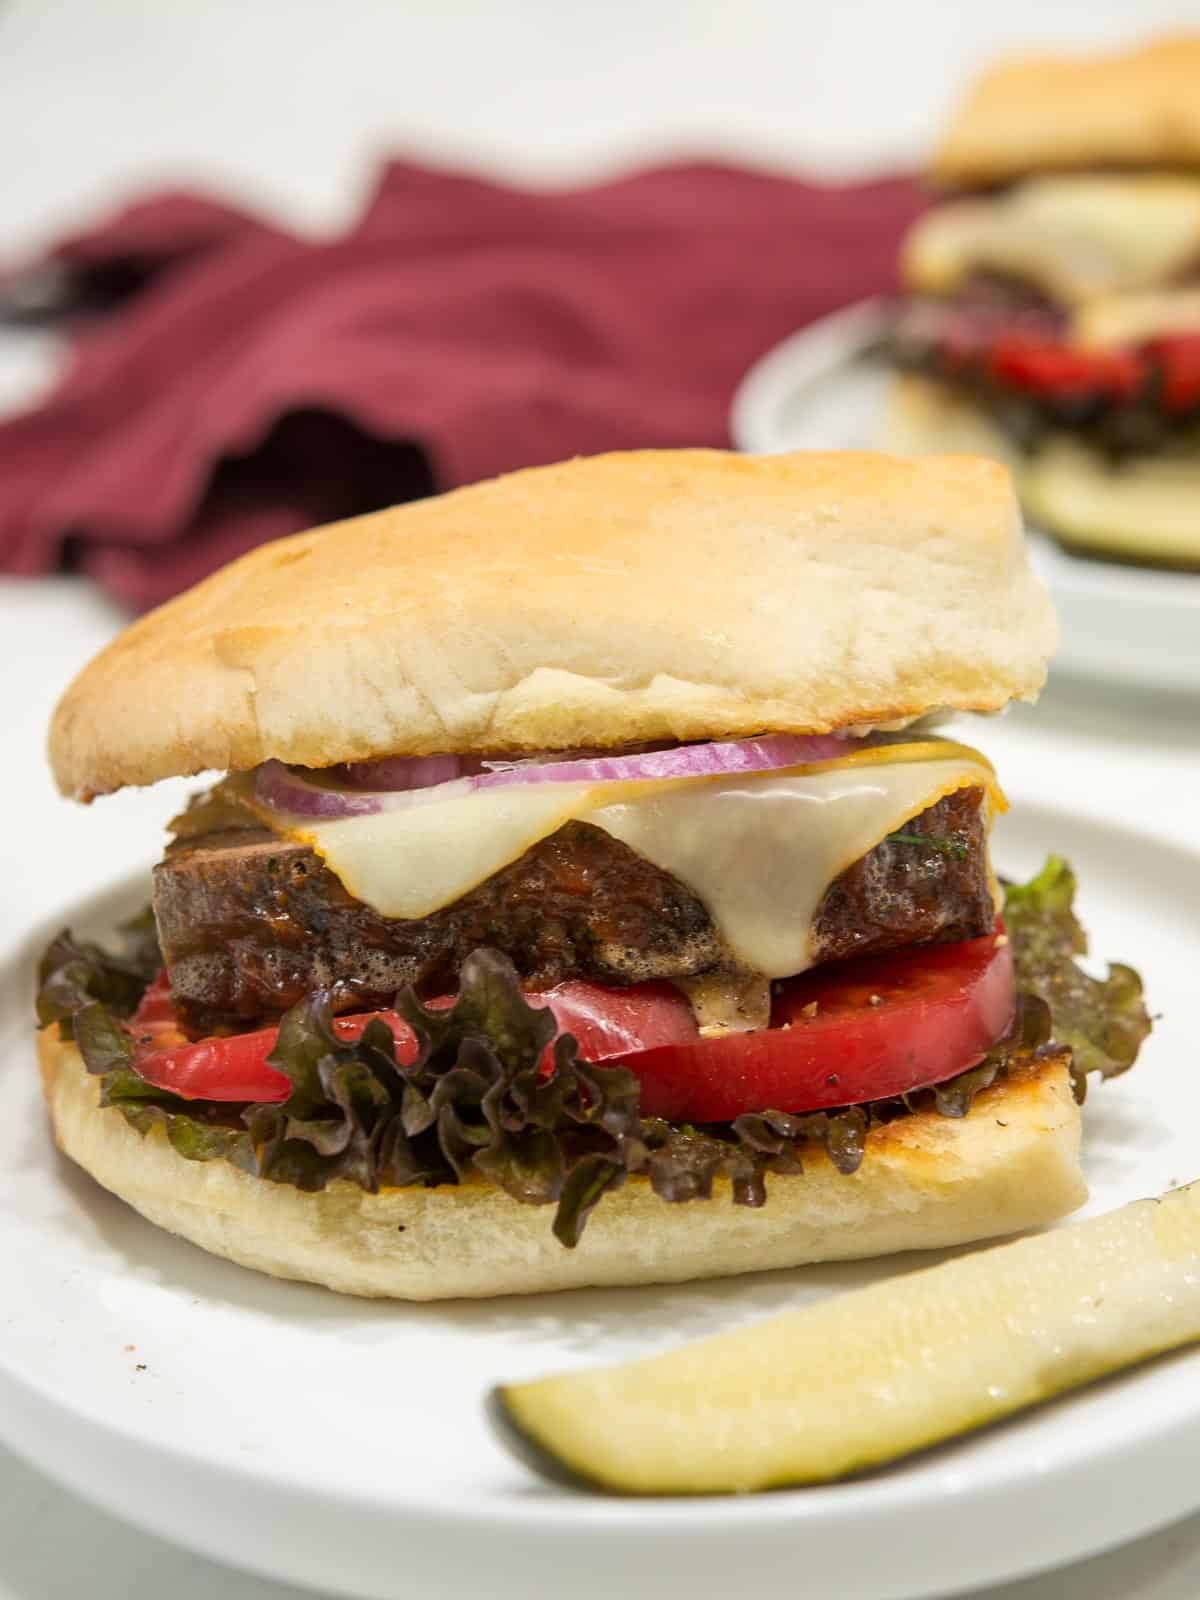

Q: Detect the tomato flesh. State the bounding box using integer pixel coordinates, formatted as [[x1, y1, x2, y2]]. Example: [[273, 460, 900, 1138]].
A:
[[987, 337, 1143, 401], [1147, 332, 1200, 414], [125, 982, 695, 1106], [124, 924, 1013, 1120], [934, 325, 1200, 415], [625, 926, 1014, 1121], [129, 970, 178, 1025]]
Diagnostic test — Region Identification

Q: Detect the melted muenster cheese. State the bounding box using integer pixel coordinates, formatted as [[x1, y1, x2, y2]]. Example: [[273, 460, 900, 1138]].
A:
[[1071, 286, 1200, 349], [256, 740, 1004, 982], [905, 176, 1200, 305], [589, 756, 998, 977]]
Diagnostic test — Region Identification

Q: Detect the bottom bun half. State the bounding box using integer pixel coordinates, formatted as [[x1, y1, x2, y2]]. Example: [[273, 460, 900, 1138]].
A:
[[39, 1026, 1086, 1301], [882, 374, 1200, 569]]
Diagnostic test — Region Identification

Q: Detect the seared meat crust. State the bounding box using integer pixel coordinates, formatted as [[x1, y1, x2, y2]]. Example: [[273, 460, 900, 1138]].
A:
[[154, 789, 993, 1030]]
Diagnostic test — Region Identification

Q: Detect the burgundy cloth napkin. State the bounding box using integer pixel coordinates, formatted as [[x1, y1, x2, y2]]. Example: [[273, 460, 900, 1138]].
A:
[[0, 161, 924, 610]]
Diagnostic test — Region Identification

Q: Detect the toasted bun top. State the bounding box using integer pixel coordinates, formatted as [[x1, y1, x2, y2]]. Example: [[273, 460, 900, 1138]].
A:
[[49, 449, 1055, 799], [932, 33, 1200, 187]]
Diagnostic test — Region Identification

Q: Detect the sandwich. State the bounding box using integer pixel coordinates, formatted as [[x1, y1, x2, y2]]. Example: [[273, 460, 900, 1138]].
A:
[[884, 34, 1200, 568], [36, 449, 1150, 1300]]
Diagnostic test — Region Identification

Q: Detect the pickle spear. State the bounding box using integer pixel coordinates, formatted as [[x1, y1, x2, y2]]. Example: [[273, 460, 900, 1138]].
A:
[[491, 1180, 1200, 1494]]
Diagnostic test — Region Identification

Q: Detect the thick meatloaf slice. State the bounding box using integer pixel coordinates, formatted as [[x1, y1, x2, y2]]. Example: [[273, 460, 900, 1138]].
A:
[[154, 789, 994, 1030]]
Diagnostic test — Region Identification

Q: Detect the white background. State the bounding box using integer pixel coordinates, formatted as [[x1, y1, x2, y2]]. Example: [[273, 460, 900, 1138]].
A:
[[2, 1, 1200, 1596]]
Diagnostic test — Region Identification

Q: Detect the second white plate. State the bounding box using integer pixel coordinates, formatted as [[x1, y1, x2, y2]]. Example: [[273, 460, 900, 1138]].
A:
[[731, 301, 1200, 695]]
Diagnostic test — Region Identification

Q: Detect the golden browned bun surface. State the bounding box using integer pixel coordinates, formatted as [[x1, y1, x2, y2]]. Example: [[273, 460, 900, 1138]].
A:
[[49, 450, 1054, 800], [883, 375, 1200, 568], [932, 34, 1200, 187], [39, 1025, 1085, 1300]]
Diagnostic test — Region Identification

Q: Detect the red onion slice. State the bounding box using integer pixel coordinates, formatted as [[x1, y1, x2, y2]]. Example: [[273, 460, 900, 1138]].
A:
[[475, 733, 863, 787], [340, 734, 867, 793], [255, 733, 877, 822], [254, 761, 392, 818], [340, 754, 480, 790]]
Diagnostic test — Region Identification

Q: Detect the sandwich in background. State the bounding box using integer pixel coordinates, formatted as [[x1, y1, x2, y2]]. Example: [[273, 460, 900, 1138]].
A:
[[884, 34, 1200, 570]]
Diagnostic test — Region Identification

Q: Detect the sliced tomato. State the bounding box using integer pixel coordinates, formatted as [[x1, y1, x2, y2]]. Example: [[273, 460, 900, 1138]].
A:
[[129, 969, 179, 1027], [530, 980, 697, 1063], [625, 925, 1014, 1121], [128, 1006, 438, 1102], [1146, 332, 1200, 414], [123, 927, 1013, 1119], [122, 980, 697, 1105], [986, 336, 1143, 401]]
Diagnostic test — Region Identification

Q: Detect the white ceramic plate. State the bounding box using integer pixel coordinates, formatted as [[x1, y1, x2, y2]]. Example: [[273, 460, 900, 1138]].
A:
[[731, 302, 1200, 695], [0, 804, 1194, 1600]]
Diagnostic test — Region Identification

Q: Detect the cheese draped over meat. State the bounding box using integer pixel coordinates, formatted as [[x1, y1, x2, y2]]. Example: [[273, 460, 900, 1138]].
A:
[[904, 176, 1200, 306], [1071, 286, 1200, 348], [250, 740, 1004, 982]]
